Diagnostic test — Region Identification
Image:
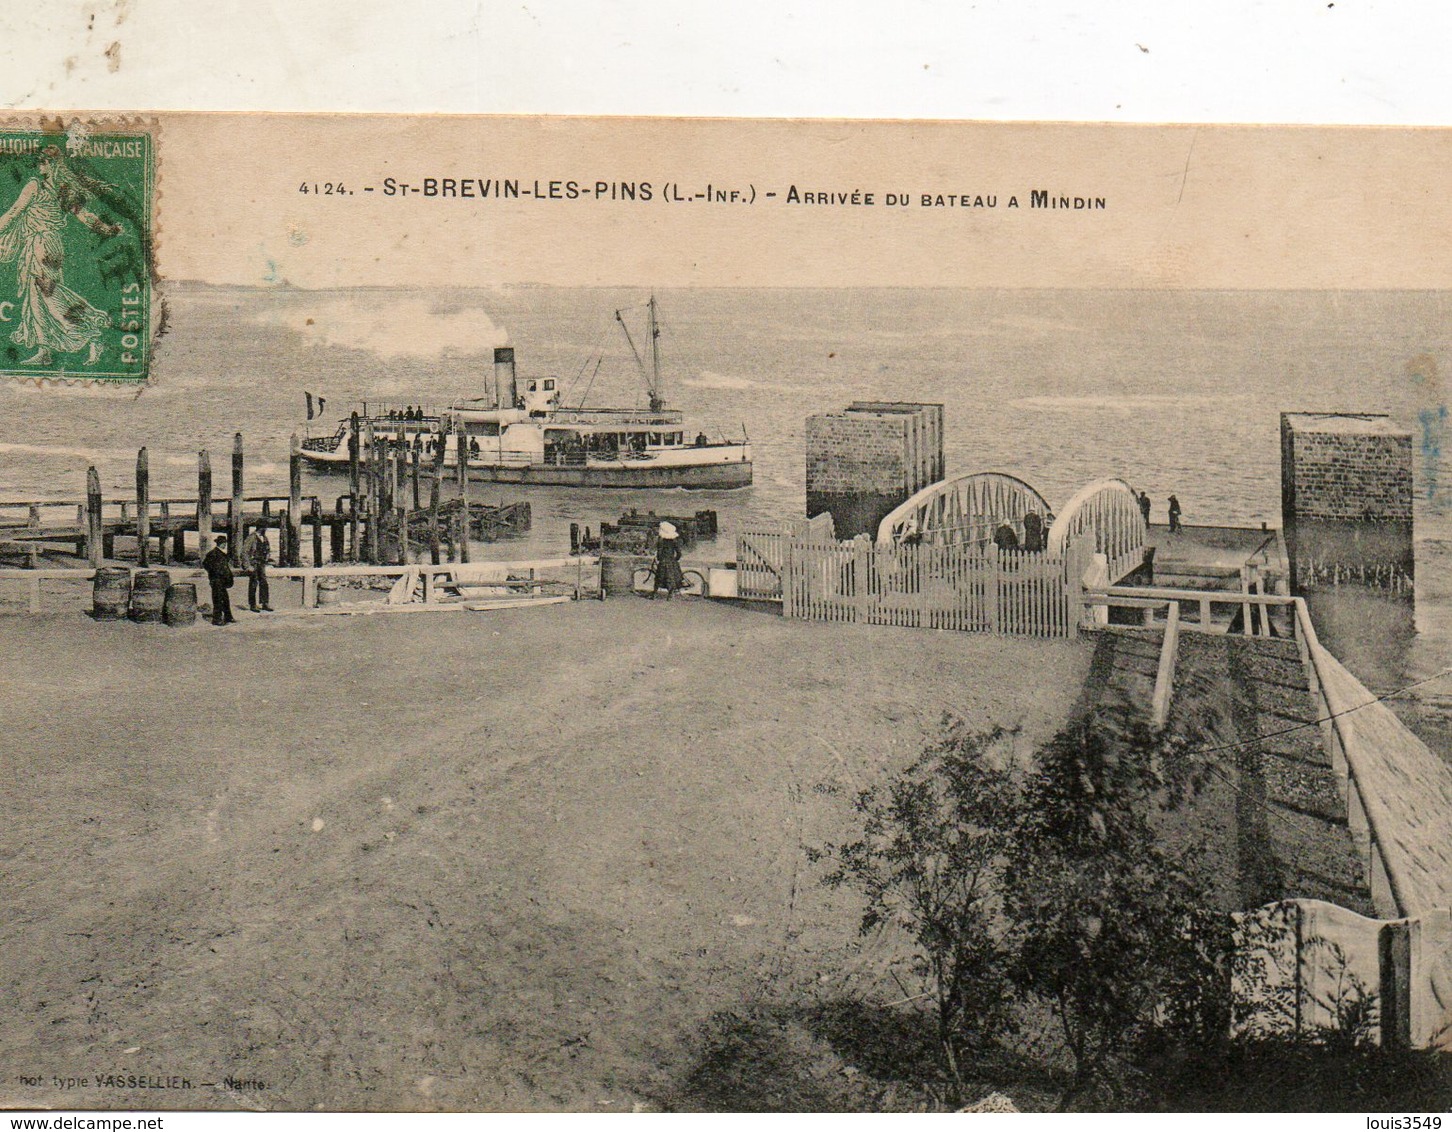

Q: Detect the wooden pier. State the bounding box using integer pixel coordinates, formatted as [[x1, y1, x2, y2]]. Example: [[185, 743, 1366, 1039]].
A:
[[0, 428, 530, 570]]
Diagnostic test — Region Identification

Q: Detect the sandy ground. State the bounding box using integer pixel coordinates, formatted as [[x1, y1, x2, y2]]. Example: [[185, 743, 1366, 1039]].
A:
[[0, 592, 1089, 1112]]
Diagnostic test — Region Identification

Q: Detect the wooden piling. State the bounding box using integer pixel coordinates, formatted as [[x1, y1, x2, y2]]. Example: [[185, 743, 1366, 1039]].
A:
[[135, 447, 150, 568], [311, 496, 324, 565], [397, 440, 411, 566], [347, 413, 361, 561], [230, 432, 244, 567], [456, 424, 471, 564], [86, 466, 103, 566], [411, 444, 421, 511], [362, 418, 378, 564], [428, 475, 441, 566], [289, 433, 303, 567], [197, 449, 213, 558]]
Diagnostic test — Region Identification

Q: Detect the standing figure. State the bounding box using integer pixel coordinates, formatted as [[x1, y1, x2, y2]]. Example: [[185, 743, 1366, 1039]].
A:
[[0, 146, 121, 366], [1138, 491, 1152, 527], [202, 535, 237, 626], [1022, 510, 1044, 552], [1168, 494, 1182, 534], [243, 525, 274, 612], [651, 521, 685, 600]]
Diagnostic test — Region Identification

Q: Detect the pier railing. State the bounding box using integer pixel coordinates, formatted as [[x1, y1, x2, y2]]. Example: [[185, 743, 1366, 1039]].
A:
[[0, 559, 597, 615], [1084, 584, 1452, 915], [1084, 581, 1452, 1048]]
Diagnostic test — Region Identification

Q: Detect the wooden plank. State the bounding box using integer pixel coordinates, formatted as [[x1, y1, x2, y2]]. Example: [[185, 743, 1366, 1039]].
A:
[[1151, 602, 1182, 728], [1099, 583, 1294, 606]]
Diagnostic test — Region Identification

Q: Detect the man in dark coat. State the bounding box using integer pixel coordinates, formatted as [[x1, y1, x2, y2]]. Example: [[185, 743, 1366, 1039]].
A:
[[1138, 491, 1151, 526], [202, 535, 236, 625], [1168, 494, 1182, 534], [243, 525, 274, 612]]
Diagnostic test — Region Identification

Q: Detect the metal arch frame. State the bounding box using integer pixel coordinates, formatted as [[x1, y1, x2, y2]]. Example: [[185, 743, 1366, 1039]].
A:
[[876, 470, 1053, 547], [1046, 477, 1147, 581]]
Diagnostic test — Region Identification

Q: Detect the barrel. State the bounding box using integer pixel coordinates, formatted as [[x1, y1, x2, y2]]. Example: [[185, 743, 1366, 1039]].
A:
[[92, 566, 132, 620], [162, 582, 197, 627], [128, 569, 171, 622], [600, 553, 647, 597], [316, 578, 340, 606]]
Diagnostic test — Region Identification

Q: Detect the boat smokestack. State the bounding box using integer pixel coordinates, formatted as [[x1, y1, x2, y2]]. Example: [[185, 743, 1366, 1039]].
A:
[[494, 347, 516, 409]]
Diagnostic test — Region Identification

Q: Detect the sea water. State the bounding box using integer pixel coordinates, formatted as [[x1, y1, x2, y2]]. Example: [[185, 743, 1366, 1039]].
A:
[[2, 285, 1449, 746]]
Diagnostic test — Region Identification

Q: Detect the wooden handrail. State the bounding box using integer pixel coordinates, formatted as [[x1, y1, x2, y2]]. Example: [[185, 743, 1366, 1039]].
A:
[[1292, 596, 1414, 920], [1087, 584, 1295, 607], [0, 557, 597, 582], [1150, 601, 1181, 727]]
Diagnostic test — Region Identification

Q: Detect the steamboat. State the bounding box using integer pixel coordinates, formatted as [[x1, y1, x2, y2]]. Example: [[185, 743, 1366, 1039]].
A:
[[299, 298, 753, 489]]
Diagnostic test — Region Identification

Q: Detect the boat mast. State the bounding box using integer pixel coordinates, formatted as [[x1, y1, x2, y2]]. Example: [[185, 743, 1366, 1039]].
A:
[[616, 297, 666, 414], [648, 295, 664, 413]]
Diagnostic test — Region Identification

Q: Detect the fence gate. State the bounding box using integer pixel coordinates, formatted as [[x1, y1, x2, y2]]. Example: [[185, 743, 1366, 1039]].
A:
[[736, 515, 835, 600]]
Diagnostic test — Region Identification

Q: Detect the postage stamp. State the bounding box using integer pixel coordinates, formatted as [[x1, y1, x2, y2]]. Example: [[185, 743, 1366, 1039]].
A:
[[0, 121, 153, 383]]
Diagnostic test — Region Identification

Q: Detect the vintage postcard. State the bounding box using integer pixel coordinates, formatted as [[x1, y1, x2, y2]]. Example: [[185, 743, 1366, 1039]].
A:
[[1, 114, 1450, 1114]]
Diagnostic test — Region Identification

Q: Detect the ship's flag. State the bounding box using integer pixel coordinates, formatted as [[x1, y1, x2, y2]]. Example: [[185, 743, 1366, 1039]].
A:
[[317, 396, 326, 417], [305, 392, 315, 420]]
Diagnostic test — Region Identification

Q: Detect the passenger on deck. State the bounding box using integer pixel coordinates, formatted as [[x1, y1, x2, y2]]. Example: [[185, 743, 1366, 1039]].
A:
[[695, 432, 708, 447]]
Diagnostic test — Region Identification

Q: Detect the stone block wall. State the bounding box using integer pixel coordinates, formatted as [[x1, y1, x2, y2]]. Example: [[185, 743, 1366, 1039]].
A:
[[1281, 419, 1413, 523], [806, 414, 910, 496], [806, 402, 945, 538], [1281, 413, 1415, 590]]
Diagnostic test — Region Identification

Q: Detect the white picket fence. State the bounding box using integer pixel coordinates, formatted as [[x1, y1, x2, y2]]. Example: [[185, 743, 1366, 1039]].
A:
[[775, 537, 1083, 638]]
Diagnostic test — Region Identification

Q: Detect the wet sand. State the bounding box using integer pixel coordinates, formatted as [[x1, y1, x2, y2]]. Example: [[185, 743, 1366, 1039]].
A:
[[0, 593, 1089, 1111]]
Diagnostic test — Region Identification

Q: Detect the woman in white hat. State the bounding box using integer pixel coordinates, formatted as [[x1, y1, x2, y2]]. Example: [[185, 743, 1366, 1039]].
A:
[[651, 521, 685, 599]]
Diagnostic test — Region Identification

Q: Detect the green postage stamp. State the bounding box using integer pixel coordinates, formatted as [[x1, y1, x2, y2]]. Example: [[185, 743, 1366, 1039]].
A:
[[0, 123, 154, 383]]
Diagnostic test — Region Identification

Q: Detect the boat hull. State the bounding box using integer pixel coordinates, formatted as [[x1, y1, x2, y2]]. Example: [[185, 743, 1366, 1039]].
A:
[[300, 448, 753, 489], [460, 460, 753, 489]]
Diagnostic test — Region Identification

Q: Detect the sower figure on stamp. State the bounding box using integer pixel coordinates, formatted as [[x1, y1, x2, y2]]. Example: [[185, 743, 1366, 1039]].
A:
[[202, 535, 237, 626], [0, 145, 121, 367], [243, 524, 274, 612]]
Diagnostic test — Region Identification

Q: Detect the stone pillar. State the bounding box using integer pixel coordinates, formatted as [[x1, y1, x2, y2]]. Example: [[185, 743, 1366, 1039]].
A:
[[805, 401, 945, 539], [1281, 412, 1414, 591]]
